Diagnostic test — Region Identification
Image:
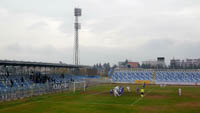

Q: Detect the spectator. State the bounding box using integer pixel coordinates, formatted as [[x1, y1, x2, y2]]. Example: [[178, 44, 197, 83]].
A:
[[21, 77, 24, 83], [10, 79, 13, 87]]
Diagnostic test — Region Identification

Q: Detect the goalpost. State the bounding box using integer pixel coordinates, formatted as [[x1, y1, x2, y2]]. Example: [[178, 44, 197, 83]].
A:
[[73, 81, 86, 93], [72, 78, 105, 93]]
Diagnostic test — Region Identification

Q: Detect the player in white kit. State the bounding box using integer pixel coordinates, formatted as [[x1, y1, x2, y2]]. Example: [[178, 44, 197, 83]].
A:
[[114, 86, 120, 97], [179, 88, 181, 96], [126, 86, 131, 92]]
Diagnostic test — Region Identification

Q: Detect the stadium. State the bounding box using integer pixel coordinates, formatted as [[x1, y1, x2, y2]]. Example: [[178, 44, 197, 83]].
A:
[[0, 60, 200, 113], [1, 1, 200, 113]]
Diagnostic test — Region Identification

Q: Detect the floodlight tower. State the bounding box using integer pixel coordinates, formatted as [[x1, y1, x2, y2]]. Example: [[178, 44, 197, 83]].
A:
[[74, 8, 82, 65]]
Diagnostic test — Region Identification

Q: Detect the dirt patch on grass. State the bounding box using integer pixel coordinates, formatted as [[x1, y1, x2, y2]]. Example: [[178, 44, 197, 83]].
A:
[[146, 94, 168, 99], [183, 93, 200, 98], [137, 106, 168, 113], [81, 90, 99, 95], [81, 90, 109, 96], [155, 89, 172, 93], [176, 102, 200, 107], [140, 106, 157, 111]]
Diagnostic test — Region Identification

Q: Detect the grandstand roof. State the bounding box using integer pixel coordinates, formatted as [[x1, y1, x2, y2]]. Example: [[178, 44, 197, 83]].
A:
[[0, 60, 89, 68]]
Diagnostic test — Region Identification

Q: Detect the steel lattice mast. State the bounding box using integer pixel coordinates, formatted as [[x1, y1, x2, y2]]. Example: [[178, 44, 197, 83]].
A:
[[74, 8, 82, 65]]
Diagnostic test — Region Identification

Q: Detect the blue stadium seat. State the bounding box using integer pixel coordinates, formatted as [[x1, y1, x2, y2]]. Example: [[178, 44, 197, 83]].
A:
[[112, 70, 200, 84]]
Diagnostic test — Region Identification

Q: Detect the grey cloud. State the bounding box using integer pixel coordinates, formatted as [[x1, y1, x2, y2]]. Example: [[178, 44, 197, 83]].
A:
[[2, 44, 73, 64], [0, 0, 200, 65], [27, 22, 49, 30], [134, 39, 200, 64]]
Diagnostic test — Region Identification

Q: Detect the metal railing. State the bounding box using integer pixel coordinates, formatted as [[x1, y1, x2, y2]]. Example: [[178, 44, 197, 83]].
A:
[[0, 78, 106, 102], [0, 82, 71, 102]]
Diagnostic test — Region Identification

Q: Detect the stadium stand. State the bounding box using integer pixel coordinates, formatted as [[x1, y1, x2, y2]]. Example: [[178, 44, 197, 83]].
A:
[[112, 70, 153, 83], [111, 69, 200, 85], [0, 74, 100, 101], [0, 60, 101, 102]]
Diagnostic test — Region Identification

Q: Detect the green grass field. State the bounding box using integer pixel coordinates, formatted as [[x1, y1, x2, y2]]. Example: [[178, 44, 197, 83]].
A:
[[0, 84, 200, 113]]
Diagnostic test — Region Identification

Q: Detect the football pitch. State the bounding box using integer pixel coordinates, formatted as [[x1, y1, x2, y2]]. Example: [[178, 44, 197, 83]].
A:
[[0, 84, 200, 113]]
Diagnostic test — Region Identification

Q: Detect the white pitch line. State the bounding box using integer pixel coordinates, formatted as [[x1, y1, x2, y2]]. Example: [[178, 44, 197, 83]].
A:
[[130, 88, 153, 106]]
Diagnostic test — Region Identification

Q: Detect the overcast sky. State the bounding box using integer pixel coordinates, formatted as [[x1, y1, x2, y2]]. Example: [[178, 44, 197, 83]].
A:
[[0, 0, 200, 65]]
